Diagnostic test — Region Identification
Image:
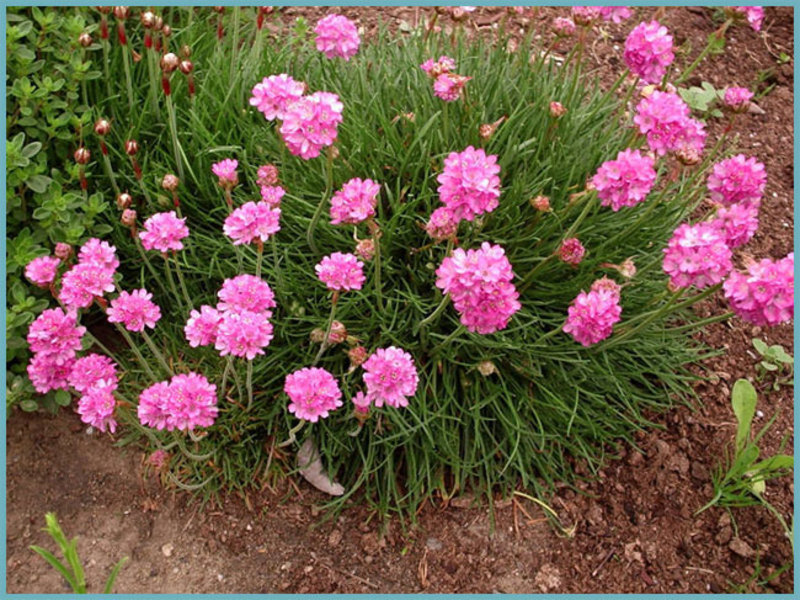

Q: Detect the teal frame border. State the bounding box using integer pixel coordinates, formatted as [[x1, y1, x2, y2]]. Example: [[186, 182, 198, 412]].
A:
[[1, 1, 796, 597]]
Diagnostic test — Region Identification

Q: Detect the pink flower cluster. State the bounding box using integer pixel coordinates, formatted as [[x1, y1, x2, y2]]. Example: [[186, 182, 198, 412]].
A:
[[592, 148, 657, 211], [212, 159, 239, 187], [599, 7, 632, 23], [316, 252, 365, 291], [68, 353, 118, 393], [724, 86, 753, 112], [107, 288, 162, 332], [260, 185, 286, 208], [77, 383, 118, 433], [280, 91, 344, 160], [552, 17, 576, 36], [433, 73, 471, 102], [710, 201, 760, 248], [420, 55, 456, 78], [623, 20, 674, 84], [724, 253, 793, 326], [563, 281, 622, 346], [559, 238, 586, 265], [138, 372, 218, 431], [257, 164, 280, 186], [729, 6, 764, 31], [314, 14, 361, 61], [139, 211, 190, 253], [249, 74, 305, 121], [634, 91, 706, 157], [330, 177, 380, 225], [437, 146, 501, 222], [26, 307, 87, 393], [224, 201, 281, 245], [662, 223, 732, 289], [707, 154, 766, 206], [362, 346, 419, 408], [284, 367, 343, 422], [59, 238, 119, 310], [435, 242, 521, 334], [571, 6, 602, 25], [426, 206, 459, 242], [25, 255, 60, 288]]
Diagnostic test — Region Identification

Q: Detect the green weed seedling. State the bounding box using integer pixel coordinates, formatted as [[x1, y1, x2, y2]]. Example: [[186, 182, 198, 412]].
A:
[[677, 82, 724, 118], [29, 512, 128, 593], [752, 338, 793, 391]]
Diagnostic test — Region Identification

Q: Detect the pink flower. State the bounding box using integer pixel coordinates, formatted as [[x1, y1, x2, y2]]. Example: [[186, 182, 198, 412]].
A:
[[68, 353, 118, 393], [212, 159, 239, 187], [249, 74, 305, 121], [314, 14, 360, 61], [571, 6, 602, 25], [624, 21, 674, 84], [662, 223, 733, 289], [185, 305, 223, 347], [147, 449, 170, 469], [315, 252, 365, 291], [599, 7, 632, 23], [139, 211, 189, 253], [214, 309, 273, 360], [27, 307, 86, 360], [25, 256, 60, 287], [168, 372, 218, 431], [433, 73, 471, 102], [724, 253, 793, 326], [362, 346, 419, 408], [223, 201, 281, 245], [563, 286, 622, 346], [634, 91, 705, 157], [59, 263, 116, 309], [217, 275, 276, 315], [420, 55, 456, 77], [54, 242, 72, 260], [707, 154, 766, 206], [724, 86, 754, 112], [351, 390, 372, 413], [552, 17, 576, 36], [107, 289, 162, 332], [559, 238, 586, 265], [138, 381, 173, 430], [257, 164, 280, 186], [729, 6, 764, 31], [591, 276, 622, 299], [435, 242, 521, 334], [284, 367, 343, 422], [426, 206, 459, 241], [279, 91, 344, 160], [77, 384, 117, 433], [27, 353, 75, 394], [437, 146, 502, 222], [592, 148, 657, 211], [710, 201, 760, 248], [259, 184, 286, 208], [78, 238, 119, 271], [330, 177, 380, 225]]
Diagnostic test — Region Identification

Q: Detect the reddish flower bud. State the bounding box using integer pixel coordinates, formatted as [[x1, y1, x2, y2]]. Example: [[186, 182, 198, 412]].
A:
[[162, 24, 172, 38], [94, 118, 111, 136], [124, 139, 139, 156], [179, 59, 193, 75], [54, 243, 73, 261], [74, 147, 91, 165], [78, 32, 92, 47], [549, 101, 567, 118], [161, 173, 180, 191], [113, 6, 130, 20], [160, 52, 179, 73], [355, 238, 376, 261], [121, 208, 137, 227], [141, 10, 155, 28], [348, 346, 368, 369], [530, 195, 551, 212], [116, 192, 133, 210]]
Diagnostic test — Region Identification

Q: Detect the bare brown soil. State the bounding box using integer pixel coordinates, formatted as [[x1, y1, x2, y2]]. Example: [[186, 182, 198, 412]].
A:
[[6, 6, 794, 594]]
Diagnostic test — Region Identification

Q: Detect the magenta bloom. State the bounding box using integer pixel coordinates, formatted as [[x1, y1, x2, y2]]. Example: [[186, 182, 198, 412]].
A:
[[27, 307, 86, 361], [260, 184, 286, 208], [724, 86, 754, 112], [599, 7, 632, 23], [707, 154, 767, 206], [139, 211, 189, 253], [593, 148, 657, 211], [435, 242, 521, 334], [217, 275, 276, 315], [280, 91, 344, 160], [426, 207, 459, 242], [77, 384, 117, 433], [249, 74, 305, 121], [552, 17, 576, 36], [168, 372, 219, 431], [257, 164, 279, 186], [68, 353, 118, 393], [185, 305, 223, 347], [25, 256, 60, 287], [730, 6, 764, 31], [437, 146, 502, 222], [559, 238, 586, 265], [27, 353, 75, 394], [351, 390, 372, 413], [420, 55, 456, 77], [433, 73, 471, 102], [624, 20, 674, 84], [107, 289, 162, 332], [284, 367, 343, 422], [138, 381, 172, 430], [59, 263, 116, 309], [563, 286, 623, 347], [78, 238, 119, 272], [662, 223, 733, 289], [724, 253, 793, 326], [330, 177, 380, 225], [710, 201, 760, 248], [214, 309, 274, 360], [212, 159, 239, 187], [362, 346, 419, 408], [571, 6, 602, 25], [314, 14, 360, 61], [634, 91, 705, 157], [224, 201, 281, 245], [315, 252, 365, 292]]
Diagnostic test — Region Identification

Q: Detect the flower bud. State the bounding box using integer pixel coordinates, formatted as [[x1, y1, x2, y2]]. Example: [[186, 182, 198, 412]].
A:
[[74, 147, 91, 165], [328, 321, 347, 345], [124, 139, 139, 156], [355, 239, 375, 261], [153, 15, 163, 31], [558, 237, 586, 265], [478, 116, 505, 141], [477, 360, 497, 376], [310, 328, 326, 344], [121, 208, 137, 226], [256, 164, 279, 186], [78, 32, 92, 47], [549, 101, 567, 118], [179, 60, 194, 75], [675, 147, 701, 166], [116, 192, 133, 210], [180, 44, 192, 59], [161, 173, 179, 191], [54, 243, 73, 260], [591, 276, 621, 297], [213, 6, 225, 13], [94, 118, 111, 136], [97, 6, 112, 15], [530, 195, 551, 212], [160, 52, 179, 73], [162, 24, 172, 38], [141, 10, 155, 28], [348, 346, 368, 369], [113, 6, 130, 20]]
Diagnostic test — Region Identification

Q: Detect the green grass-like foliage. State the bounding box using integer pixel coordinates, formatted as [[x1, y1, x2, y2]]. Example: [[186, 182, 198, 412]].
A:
[[63, 9, 724, 515]]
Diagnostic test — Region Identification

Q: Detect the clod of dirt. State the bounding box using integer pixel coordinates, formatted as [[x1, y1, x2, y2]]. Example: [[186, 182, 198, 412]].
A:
[[161, 543, 174, 557], [425, 537, 443, 551], [328, 529, 342, 548], [716, 527, 733, 545], [729, 538, 755, 558], [534, 564, 562, 592]]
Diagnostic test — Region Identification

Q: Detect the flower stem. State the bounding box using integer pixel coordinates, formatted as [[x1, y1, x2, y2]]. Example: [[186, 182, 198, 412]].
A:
[[164, 87, 185, 180], [135, 241, 168, 297], [278, 420, 306, 448], [416, 293, 451, 334], [172, 252, 193, 310], [162, 254, 185, 312], [115, 324, 159, 382], [306, 147, 334, 253], [430, 324, 467, 356], [121, 43, 135, 116], [372, 229, 383, 312], [230, 6, 241, 89], [676, 20, 732, 85], [246, 359, 254, 410], [256, 241, 264, 278], [100, 149, 120, 197], [141, 329, 173, 376], [220, 357, 233, 400], [601, 288, 685, 350], [313, 294, 338, 365]]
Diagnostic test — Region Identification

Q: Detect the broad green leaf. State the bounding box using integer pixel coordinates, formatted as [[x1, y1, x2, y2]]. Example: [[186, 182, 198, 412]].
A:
[[752, 338, 768, 355], [731, 379, 757, 453]]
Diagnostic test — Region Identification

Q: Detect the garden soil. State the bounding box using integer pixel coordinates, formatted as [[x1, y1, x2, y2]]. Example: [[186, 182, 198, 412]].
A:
[[6, 6, 794, 594]]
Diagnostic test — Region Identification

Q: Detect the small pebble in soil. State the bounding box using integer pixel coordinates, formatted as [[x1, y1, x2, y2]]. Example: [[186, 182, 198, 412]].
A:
[[161, 543, 174, 557], [426, 537, 443, 551]]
